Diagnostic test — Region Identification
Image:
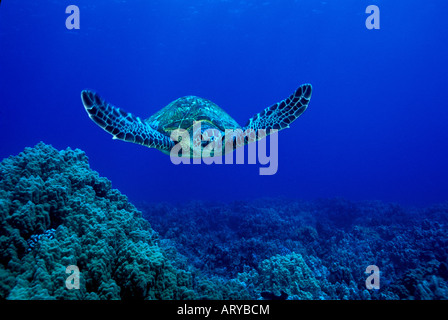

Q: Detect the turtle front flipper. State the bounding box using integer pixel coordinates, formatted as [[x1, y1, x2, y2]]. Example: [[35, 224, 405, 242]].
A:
[[81, 90, 174, 153], [243, 83, 312, 138]]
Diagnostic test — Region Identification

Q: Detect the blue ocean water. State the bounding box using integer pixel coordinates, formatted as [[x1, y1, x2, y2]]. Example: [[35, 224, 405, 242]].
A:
[[1, 1, 447, 205], [1, 0, 448, 302]]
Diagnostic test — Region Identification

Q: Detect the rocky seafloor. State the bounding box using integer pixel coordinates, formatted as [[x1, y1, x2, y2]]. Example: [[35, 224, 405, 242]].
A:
[[1, 143, 447, 299]]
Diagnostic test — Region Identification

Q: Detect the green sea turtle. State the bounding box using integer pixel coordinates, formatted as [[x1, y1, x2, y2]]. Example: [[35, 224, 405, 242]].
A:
[[81, 83, 312, 158]]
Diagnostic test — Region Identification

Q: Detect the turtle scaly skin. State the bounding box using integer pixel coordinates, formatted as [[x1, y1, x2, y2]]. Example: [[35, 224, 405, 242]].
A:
[[243, 84, 312, 132], [81, 84, 312, 158], [81, 91, 174, 153]]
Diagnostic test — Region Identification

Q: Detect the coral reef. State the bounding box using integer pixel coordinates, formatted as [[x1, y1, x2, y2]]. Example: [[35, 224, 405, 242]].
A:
[[1, 143, 447, 300], [141, 198, 448, 300], [0, 143, 193, 299]]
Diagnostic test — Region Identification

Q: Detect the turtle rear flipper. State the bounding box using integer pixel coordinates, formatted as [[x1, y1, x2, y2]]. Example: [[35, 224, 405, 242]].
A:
[[81, 90, 174, 152], [243, 83, 312, 136]]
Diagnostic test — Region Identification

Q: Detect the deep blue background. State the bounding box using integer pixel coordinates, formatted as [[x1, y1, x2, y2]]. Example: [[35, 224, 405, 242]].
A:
[[0, 0, 447, 205]]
